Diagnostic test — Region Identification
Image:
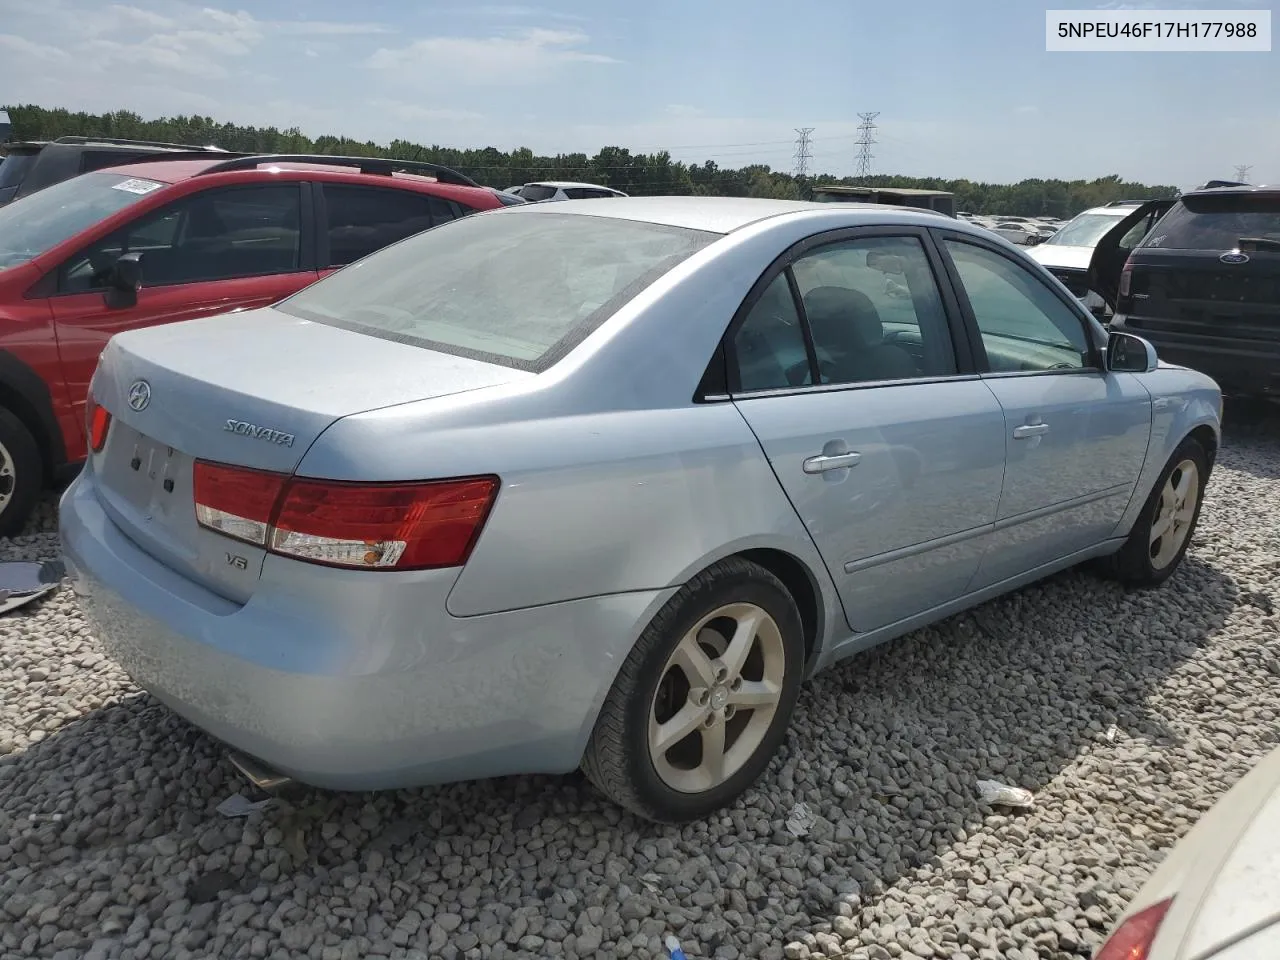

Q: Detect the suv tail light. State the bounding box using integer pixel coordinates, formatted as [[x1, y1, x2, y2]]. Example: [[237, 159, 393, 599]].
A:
[[86, 394, 111, 453], [1118, 255, 1135, 300], [1095, 898, 1173, 960], [192, 461, 499, 571]]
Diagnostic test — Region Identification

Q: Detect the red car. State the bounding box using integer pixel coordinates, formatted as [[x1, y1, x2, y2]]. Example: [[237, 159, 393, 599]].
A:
[[0, 153, 516, 534]]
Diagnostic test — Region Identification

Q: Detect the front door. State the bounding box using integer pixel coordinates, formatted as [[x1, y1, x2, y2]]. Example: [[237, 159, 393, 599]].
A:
[[936, 235, 1153, 589], [727, 230, 1007, 634], [47, 182, 317, 445]]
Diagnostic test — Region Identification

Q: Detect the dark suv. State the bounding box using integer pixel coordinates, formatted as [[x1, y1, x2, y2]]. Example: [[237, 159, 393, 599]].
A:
[[1109, 185, 1280, 398], [0, 136, 229, 207]]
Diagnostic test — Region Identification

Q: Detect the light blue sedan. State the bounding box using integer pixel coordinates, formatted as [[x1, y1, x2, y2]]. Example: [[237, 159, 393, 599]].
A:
[[59, 197, 1221, 823]]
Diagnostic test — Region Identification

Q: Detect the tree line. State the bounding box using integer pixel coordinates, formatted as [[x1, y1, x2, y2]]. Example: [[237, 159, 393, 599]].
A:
[[3, 104, 1179, 218]]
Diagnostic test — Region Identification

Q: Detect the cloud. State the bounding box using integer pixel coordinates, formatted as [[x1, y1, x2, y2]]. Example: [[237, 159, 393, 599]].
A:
[[1014, 105, 1039, 116], [367, 28, 619, 85], [0, 34, 70, 62]]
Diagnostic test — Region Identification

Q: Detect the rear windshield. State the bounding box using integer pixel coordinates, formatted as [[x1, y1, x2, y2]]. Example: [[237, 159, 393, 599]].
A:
[[1041, 212, 1124, 247], [1141, 194, 1280, 251], [0, 150, 40, 190], [278, 210, 719, 371], [0, 171, 166, 272], [518, 184, 559, 202]]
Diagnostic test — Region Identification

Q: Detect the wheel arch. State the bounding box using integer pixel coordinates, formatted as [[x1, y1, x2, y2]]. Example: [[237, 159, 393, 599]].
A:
[[0, 350, 68, 484]]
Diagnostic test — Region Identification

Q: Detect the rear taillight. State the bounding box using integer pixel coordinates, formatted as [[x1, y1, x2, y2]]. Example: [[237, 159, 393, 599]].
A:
[[1095, 898, 1173, 960], [1118, 256, 1134, 299], [87, 395, 111, 453], [192, 461, 499, 571]]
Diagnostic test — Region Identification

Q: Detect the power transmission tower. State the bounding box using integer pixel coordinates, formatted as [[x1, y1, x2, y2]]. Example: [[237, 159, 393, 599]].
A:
[[1234, 164, 1252, 183], [854, 112, 879, 180], [792, 127, 815, 179]]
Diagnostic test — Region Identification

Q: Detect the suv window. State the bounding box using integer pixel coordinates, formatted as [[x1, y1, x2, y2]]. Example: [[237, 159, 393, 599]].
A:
[[944, 239, 1091, 373], [323, 184, 438, 267], [61, 184, 303, 292], [791, 236, 956, 384], [1141, 193, 1280, 251]]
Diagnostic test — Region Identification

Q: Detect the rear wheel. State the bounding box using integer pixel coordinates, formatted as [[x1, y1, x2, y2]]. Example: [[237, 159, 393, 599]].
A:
[[1100, 436, 1208, 587], [0, 407, 42, 538], [581, 558, 805, 823]]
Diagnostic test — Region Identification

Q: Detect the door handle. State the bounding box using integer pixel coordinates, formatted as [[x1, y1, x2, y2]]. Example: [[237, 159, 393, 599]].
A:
[[1013, 423, 1050, 439], [803, 451, 862, 473]]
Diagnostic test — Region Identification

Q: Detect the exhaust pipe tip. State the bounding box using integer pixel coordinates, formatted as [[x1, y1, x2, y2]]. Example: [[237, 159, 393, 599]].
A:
[[226, 750, 297, 794]]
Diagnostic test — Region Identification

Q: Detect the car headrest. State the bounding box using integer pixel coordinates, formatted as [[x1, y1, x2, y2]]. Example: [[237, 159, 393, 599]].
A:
[[803, 285, 884, 349]]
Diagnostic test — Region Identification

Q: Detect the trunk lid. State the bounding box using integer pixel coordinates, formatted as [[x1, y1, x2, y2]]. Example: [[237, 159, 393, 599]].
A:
[[90, 305, 530, 603]]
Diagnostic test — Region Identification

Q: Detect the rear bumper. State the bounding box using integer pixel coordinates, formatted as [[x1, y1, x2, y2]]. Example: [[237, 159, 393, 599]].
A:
[[59, 470, 671, 791], [1112, 320, 1280, 395]]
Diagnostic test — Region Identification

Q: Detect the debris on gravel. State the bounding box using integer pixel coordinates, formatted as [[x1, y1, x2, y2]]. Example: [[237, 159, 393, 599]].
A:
[[2, 420, 1278, 960]]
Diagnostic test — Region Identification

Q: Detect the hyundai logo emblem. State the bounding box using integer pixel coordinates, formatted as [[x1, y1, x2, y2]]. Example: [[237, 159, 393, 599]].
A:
[[127, 380, 152, 412], [1219, 251, 1250, 265]]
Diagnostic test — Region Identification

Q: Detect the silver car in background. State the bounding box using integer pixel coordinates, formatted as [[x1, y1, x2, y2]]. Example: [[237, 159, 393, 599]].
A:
[[60, 197, 1221, 823]]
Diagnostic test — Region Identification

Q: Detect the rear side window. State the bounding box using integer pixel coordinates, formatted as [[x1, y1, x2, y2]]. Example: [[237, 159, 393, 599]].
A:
[[323, 184, 438, 267], [518, 184, 558, 202], [1142, 194, 1280, 251], [279, 211, 719, 371]]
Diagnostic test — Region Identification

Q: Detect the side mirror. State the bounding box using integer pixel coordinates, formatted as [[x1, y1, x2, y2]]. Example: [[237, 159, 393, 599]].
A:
[[1107, 331, 1158, 373], [104, 252, 142, 309]]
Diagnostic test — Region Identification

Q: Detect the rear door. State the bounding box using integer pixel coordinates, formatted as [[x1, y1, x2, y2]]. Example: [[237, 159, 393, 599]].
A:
[[934, 231, 1152, 588], [314, 183, 456, 281], [727, 227, 1007, 635], [1089, 199, 1176, 309], [48, 182, 318, 437]]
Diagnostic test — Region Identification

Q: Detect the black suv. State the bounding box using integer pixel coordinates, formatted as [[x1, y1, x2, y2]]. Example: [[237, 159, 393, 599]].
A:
[[0, 136, 227, 207], [1107, 185, 1280, 398]]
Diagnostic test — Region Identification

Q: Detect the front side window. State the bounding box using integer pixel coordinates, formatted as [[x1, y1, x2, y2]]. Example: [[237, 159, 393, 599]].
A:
[[60, 184, 303, 292], [944, 239, 1092, 373], [323, 184, 437, 267], [790, 236, 956, 385], [0, 171, 165, 273], [279, 211, 718, 371]]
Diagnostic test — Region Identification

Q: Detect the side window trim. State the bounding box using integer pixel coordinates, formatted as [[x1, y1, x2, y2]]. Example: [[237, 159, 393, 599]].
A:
[[930, 229, 1105, 375], [704, 224, 976, 401]]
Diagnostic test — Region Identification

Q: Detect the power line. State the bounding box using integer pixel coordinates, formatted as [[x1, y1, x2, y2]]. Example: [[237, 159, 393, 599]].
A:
[[854, 112, 879, 180], [1234, 164, 1252, 183], [792, 127, 815, 178]]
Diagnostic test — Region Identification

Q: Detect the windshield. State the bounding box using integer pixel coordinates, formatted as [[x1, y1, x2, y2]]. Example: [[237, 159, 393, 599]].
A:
[[0, 171, 166, 271], [1141, 194, 1280, 251], [279, 210, 718, 371], [1041, 212, 1126, 247]]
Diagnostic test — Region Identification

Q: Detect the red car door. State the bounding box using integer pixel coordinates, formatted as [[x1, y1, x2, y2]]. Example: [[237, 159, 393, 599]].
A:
[[47, 182, 317, 445]]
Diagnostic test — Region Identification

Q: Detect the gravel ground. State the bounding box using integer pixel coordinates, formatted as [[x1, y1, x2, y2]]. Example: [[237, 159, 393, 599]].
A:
[[1, 411, 1278, 960]]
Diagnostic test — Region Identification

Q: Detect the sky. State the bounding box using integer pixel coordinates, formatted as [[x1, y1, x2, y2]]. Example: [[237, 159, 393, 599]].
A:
[[0, 0, 1275, 188]]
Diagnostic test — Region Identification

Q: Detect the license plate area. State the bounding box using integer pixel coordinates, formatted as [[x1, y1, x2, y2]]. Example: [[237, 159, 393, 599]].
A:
[[100, 422, 195, 527]]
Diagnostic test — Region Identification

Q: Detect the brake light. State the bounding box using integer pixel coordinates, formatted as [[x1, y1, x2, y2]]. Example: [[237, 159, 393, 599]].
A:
[[192, 461, 499, 571], [87, 395, 111, 453], [1095, 898, 1173, 960], [1118, 256, 1134, 299]]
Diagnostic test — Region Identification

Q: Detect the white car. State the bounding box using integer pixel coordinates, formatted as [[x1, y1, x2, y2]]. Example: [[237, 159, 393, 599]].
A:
[[515, 180, 628, 202], [1095, 744, 1280, 959], [1028, 200, 1173, 319]]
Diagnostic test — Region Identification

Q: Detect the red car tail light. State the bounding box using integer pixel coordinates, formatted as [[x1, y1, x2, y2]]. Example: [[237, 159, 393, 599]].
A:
[[193, 461, 499, 571], [1118, 255, 1135, 299], [193, 462, 287, 547], [1095, 898, 1173, 960], [87, 395, 111, 453]]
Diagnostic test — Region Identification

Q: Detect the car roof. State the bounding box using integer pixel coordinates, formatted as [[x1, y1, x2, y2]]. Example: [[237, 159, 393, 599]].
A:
[[1181, 183, 1280, 198], [503, 194, 955, 234], [95, 157, 501, 200], [527, 180, 621, 190]]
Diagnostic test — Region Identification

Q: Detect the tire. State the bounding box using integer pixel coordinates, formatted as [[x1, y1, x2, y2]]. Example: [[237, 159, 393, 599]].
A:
[[581, 557, 806, 823], [1100, 436, 1209, 587], [0, 407, 42, 538]]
